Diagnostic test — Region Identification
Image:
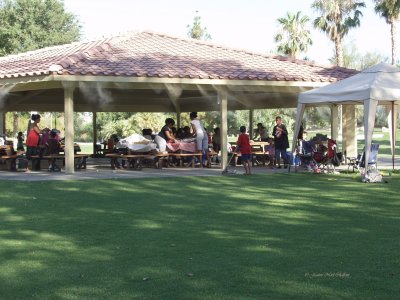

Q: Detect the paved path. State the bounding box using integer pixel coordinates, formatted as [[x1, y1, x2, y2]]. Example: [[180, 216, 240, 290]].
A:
[[0, 156, 397, 181]]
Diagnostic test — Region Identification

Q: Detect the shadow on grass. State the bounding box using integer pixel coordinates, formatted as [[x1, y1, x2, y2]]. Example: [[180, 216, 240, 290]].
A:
[[0, 173, 399, 299]]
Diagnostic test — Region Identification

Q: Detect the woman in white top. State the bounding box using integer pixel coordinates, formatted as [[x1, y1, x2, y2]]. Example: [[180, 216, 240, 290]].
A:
[[190, 112, 208, 165]]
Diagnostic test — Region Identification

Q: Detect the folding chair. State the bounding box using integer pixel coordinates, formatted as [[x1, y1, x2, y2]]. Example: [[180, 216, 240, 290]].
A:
[[346, 144, 379, 172], [358, 143, 379, 169]]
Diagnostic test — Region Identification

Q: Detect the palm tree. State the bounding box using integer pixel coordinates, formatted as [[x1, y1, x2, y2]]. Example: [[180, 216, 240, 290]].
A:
[[274, 11, 313, 59], [374, 0, 400, 65], [312, 0, 365, 67], [187, 11, 211, 41]]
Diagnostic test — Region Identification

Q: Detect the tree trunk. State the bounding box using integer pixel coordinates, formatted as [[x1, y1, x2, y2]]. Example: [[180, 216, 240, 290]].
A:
[[334, 37, 343, 145], [335, 37, 344, 67], [391, 20, 397, 65]]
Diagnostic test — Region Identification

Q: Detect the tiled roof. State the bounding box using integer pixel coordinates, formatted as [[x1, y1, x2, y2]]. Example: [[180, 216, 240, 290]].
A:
[[0, 31, 357, 81]]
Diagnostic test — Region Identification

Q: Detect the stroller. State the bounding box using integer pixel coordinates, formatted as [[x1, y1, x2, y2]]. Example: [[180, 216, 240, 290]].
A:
[[298, 139, 340, 173], [298, 140, 316, 170], [321, 139, 341, 173]]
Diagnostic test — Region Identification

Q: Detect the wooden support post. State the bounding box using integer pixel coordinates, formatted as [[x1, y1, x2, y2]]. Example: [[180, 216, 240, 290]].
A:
[[331, 104, 338, 141], [92, 112, 97, 155], [64, 85, 75, 174], [219, 91, 228, 171], [342, 105, 357, 158], [249, 109, 254, 139]]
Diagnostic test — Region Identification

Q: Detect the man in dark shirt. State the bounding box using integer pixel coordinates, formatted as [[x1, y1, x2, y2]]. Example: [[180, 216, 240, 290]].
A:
[[272, 116, 289, 168], [158, 118, 176, 142]]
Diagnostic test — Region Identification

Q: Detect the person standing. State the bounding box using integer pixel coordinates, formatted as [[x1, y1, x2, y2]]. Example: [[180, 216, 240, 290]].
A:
[[272, 116, 289, 168], [26, 114, 42, 170], [17, 131, 24, 151], [190, 112, 208, 166], [253, 123, 268, 141], [237, 126, 252, 175]]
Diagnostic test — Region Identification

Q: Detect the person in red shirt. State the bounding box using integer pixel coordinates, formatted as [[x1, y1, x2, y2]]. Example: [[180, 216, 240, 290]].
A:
[[26, 114, 41, 170], [237, 126, 252, 175]]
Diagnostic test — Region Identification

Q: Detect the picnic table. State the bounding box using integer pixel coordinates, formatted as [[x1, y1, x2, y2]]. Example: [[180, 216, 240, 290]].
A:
[[166, 140, 204, 167], [230, 141, 271, 167]]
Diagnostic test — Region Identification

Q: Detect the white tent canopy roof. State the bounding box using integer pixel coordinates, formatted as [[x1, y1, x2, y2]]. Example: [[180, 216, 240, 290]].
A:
[[298, 62, 400, 105]]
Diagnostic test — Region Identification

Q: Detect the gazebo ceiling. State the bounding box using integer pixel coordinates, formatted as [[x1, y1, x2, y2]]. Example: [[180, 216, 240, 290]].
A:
[[0, 31, 358, 112]]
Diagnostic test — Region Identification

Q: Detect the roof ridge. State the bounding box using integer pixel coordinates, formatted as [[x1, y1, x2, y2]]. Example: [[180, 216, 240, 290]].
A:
[[53, 40, 113, 71], [127, 30, 335, 69]]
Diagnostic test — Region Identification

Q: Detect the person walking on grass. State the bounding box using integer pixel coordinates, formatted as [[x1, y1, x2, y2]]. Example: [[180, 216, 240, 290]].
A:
[[237, 125, 252, 175]]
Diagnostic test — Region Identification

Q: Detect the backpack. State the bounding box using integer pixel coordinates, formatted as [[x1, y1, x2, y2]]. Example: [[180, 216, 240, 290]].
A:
[[363, 169, 382, 183]]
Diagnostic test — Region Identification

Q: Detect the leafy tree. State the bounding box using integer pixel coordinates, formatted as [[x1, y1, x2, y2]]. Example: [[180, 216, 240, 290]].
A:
[[0, 0, 81, 56], [312, 0, 365, 67], [274, 11, 313, 59], [330, 39, 389, 69], [187, 11, 211, 40], [374, 0, 400, 65], [0, 0, 81, 136]]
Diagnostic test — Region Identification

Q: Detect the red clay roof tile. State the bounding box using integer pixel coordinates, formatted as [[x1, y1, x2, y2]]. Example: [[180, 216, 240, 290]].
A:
[[0, 31, 358, 81]]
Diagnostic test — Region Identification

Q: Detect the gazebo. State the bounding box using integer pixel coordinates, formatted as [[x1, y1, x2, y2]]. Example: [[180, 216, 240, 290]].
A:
[[0, 31, 357, 173]]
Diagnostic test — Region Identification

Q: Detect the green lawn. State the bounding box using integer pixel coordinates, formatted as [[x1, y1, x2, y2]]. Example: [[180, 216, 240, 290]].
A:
[[1, 173, 399, 299]]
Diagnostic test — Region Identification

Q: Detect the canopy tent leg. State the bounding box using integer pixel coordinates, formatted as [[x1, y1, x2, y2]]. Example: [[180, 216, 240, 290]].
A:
[[331, 104, 339, 141], [364, 99, 378, 176], [289, 102, 305, 173], [387, 102, 397, 170]]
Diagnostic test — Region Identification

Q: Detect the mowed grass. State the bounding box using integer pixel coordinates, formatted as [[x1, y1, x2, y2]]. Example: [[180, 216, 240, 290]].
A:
[[1, 173, 399, 299]]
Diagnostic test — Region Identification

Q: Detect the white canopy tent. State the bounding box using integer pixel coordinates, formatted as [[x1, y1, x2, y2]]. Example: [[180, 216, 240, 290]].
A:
[[292, 62, 400, 172]]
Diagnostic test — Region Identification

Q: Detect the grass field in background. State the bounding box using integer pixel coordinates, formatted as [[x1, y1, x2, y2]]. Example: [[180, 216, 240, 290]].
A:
[[1, 173, 399, 299]]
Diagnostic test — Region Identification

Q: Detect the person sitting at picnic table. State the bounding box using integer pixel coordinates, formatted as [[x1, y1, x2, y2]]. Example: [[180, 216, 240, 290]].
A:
[[17, 131, 24, 151], [181, 126, 192, 139], [212, 127, 221, 164], [45, 130, 61, 171], [253, 122, 268, 141], [142, 128, 154, 141], [158, 118, 177, 143], [108, 134, 124, 169]]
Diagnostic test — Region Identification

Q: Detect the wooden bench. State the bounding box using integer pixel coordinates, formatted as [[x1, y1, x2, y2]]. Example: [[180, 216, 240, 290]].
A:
[[0, 155, 17, 171], [105, 153, 169, 170], [30, 154, 89, 170], [207, 150, 219, 167], [168, 152, 203, 168]]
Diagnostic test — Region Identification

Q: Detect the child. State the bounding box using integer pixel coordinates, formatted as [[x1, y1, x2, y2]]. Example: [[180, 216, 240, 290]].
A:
[[45, 130, 61, 171], [212, 127, 221, 164], [17, 131, 24, 151], [267, 137, 276, 168], [16, 150, 29, 172], [237, 126, 252, 175]]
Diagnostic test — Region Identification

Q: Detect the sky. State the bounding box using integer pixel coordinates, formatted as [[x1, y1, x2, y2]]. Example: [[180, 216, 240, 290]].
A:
[[63, 0, 394, 65]]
